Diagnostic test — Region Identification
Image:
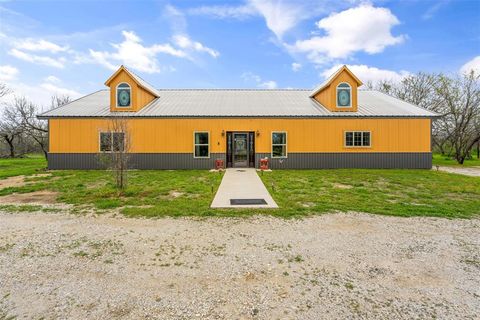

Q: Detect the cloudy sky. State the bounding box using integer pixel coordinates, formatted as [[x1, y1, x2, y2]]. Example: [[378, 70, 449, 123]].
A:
[[0, 0, 479, 107]]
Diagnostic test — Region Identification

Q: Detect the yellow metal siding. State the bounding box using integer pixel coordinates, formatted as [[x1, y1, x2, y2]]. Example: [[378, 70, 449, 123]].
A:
[[313, 70, 358, 112], [49, 118, 431, 153], [108, 71, 155, 112]]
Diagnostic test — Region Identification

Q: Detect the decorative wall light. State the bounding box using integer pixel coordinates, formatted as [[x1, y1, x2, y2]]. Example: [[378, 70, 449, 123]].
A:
[[221, 130, 225, 137], [256, 130, 260, 137]]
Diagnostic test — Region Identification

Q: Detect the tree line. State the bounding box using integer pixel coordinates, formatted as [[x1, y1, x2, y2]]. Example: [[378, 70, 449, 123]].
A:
[[0, 83, 71, 159], [367, 71, 479, 164], [0, 70, 479, 164]]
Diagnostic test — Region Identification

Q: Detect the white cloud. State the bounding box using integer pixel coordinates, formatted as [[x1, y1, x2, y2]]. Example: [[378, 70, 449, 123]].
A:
[[258, 80, 277, 89], [241, 71, 277, 89], [188, 0, 333, 39], [0, 65, 19, 81], [3, 78, 82, 107], [8, 48, 66, 68], [14, 38, 68, 53], [89, 29, 219, 73], [39, 82, 82, 98], [321, 64, 410, 85], [248, 0, 305, 39], [291, 62, 302, 72], [460, 56, 480, 75], [422, 0, 450, 20], [187, 4, 257, 20], [293, 4, 405, 63], [89, 30, 187, 73], [172, 34, 219, 58], [44, 75, 61, 83]]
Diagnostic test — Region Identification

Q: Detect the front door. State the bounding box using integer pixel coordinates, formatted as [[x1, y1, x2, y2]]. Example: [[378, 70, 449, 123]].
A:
[[233, 133, 248, 167]]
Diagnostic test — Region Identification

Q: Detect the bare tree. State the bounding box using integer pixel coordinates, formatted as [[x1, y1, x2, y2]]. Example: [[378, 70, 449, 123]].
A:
[[0, 111, 22, 158], [4, 97, 49, 159], [51, 95, 72, 110], [434, 71, 480, 164], [98, 117, 131, 190], [0, 83, 10, 98], [0, 83, 20, 157], [3, 95, 72, 159]]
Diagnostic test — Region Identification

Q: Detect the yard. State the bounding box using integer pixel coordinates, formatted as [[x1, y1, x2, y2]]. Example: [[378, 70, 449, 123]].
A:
[[0, 155, 479, 319], [0, 155, 479, 218]]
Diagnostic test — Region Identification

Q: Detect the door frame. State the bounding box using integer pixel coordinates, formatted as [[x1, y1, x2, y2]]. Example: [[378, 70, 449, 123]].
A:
[[226, 131, 255, 168], [233, 132, 248, 168]]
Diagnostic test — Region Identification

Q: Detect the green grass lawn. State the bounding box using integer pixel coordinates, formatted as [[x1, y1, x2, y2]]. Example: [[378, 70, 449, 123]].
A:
[[0, 165, 224, 217], [0, 155, 479, 219], [260, 169, 480, 219], [432, 153, 480, 167], [0, 154, 47, 179]]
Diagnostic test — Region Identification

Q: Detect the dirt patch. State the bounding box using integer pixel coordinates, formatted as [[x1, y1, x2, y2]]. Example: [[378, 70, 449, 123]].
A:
[[0, 191, 59, 204], [86, 181, 108, 189], [169, 190, 184, 198], [333, 182, 353, 189], [0, 174, 52, 190], [0, 176, 27, 189], [29, 173, 52, 179], [300, 202, 315, 208]]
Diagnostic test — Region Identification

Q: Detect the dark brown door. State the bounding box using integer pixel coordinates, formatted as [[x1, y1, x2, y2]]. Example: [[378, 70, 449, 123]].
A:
[[233, 133, 248, 167], [226, 131, 255, 168]]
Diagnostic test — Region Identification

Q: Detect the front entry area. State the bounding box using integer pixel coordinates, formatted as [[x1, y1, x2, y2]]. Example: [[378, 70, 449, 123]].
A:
[[226, 131, 255, 168]]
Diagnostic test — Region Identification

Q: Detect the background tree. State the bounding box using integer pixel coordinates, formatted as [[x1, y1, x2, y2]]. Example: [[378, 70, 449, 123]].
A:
[[434, 71, 480, 164], [2, 94, 71, 159], [0, 83, 21, 158], [371, 72, 479, 164]]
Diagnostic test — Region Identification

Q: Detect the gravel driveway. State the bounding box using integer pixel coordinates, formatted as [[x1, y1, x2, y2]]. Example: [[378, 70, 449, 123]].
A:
[[435, 166, 480, 177], [0, 211, 479, 319]]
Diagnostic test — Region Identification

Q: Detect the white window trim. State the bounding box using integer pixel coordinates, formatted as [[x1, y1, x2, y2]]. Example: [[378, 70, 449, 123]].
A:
[[193, 131, 210, 159], [344, 131, 372, 148], [99, 131, 125, 153], [271, 131, 288, 158], [116, 82, 132, 108], [336, 82, 352, 108]]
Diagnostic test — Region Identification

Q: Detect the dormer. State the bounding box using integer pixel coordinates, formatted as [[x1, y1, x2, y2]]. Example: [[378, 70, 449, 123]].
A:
[[104, 65, 160, 112], [310, 65, 363, 112]]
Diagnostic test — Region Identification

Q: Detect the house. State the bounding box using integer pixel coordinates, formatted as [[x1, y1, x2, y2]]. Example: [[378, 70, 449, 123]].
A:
[[38, 65, 437, 170]]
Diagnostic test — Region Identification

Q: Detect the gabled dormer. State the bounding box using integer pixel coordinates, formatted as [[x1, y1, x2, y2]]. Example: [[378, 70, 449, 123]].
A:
[[105, 65, 160, 112], [310, 65, 363, 112]]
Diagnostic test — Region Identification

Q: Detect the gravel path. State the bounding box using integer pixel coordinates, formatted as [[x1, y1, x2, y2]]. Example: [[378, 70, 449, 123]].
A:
[[435, 166, 480, 177], [0, 211, 479, 319]]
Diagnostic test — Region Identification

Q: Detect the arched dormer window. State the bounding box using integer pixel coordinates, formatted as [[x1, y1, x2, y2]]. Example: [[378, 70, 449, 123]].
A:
[[116, 82, 131, 107], [336, 82, 351, 108]]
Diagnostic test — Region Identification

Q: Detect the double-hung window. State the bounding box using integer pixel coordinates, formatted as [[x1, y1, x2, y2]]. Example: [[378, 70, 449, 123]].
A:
[[100, 132, 125, 152], [194, 132, 209, 158], [345, 131, 371, 147], [272, 132, 287, 158]]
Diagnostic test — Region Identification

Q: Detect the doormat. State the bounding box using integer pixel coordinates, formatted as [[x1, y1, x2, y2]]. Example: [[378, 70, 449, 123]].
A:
[[230, 199, 267, 205]]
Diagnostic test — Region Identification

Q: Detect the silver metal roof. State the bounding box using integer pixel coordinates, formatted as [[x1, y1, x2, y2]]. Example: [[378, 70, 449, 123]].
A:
[[38, 89, 438, 118], [123, 66, 161, 97]]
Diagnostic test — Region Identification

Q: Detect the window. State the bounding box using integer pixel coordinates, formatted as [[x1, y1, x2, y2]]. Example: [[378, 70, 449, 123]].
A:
[[194, 132, 209, 158], [345, 131, 370, 147], [116, 83, 131, 107], [272, 132, 287, 158], [336, 82, 351, 108], [100, 132, 125, 152]]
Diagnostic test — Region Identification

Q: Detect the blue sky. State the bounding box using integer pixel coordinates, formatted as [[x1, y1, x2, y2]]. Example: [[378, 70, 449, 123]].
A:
[[0, 0, 479, 106]]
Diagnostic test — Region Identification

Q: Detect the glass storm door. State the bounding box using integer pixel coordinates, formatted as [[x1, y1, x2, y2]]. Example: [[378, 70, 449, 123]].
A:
[[233, 133, 248, 167]]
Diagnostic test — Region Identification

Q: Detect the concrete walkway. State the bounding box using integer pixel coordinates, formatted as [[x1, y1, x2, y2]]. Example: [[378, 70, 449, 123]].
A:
[[211, 168, 278, 208]]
